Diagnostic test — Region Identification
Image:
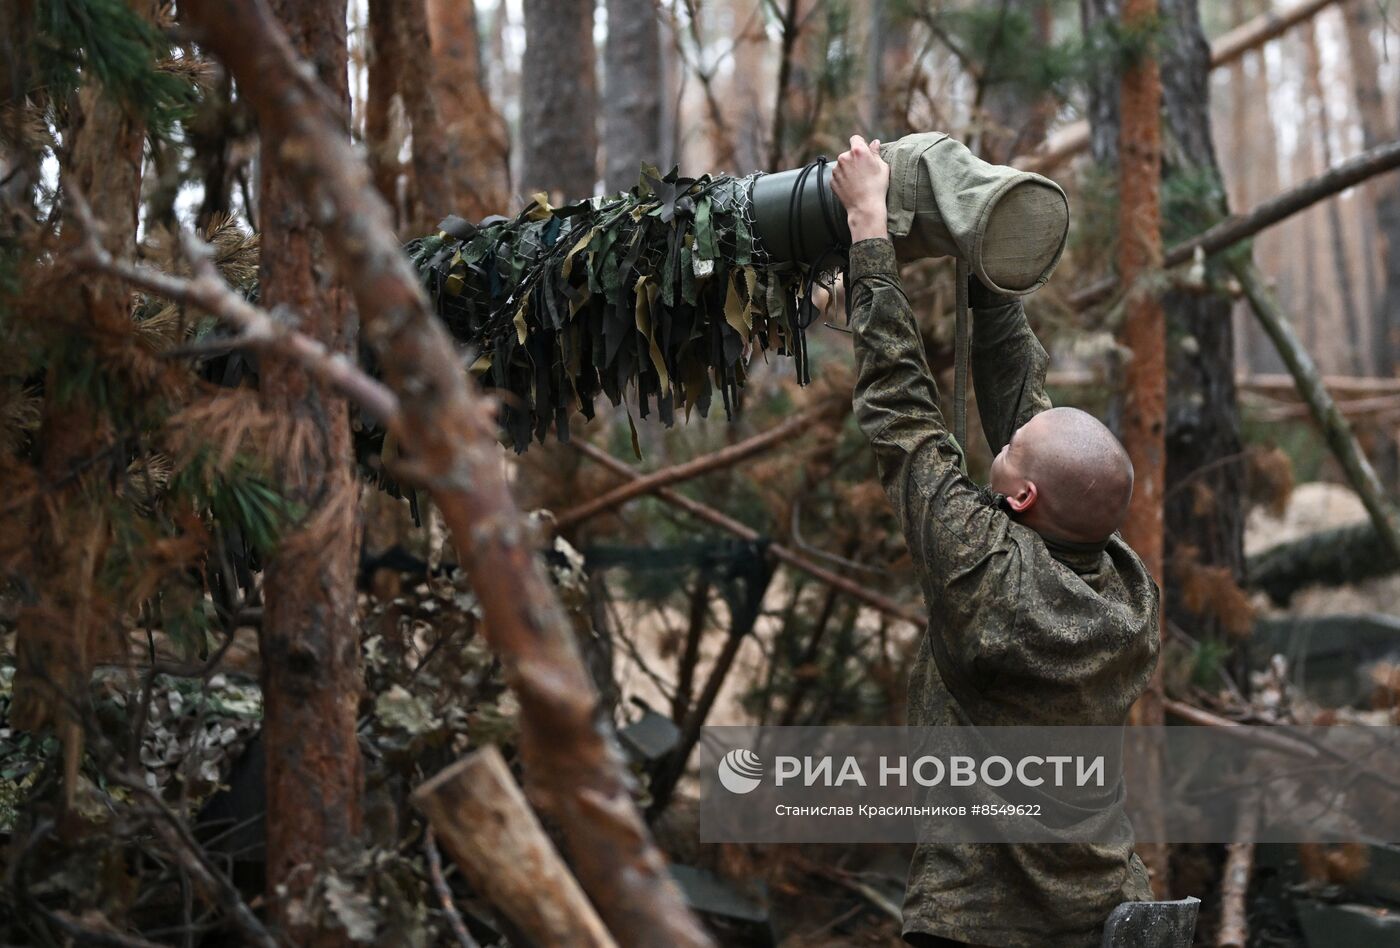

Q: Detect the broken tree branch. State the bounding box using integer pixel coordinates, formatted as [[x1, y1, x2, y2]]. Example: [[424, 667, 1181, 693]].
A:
[[1233, 262, 1400, 564], [1013, 0, 1344, 173], [555, 406, 832, 530], [1162, 699, 1319, 759], [179, 2, 711, 944], [413, 747, 618, 948], [1072, 138, 1400, 309], [424, 828, 481, 948], [572, 441, 924, 626], [1216, 796, 1259, 948]]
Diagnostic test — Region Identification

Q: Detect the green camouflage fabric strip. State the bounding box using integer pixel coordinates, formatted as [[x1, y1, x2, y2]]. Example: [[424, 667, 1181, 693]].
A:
[[847, 238, 1159, 948]]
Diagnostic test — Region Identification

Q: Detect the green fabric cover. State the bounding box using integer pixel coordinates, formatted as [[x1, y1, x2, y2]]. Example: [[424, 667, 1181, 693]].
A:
[[879, 132, 1069, 295]]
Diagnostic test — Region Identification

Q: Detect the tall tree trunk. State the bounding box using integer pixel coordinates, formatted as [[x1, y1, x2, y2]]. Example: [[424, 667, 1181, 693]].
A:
[[1158, 0, 1249, 645], [603, 0, 662, 192], [426, 0, 511, 219], [521, 0, 598, 199], [1082, 0, 1170, 896], [395, 0, 452, 233], [365, 0, 406, 224], [257, 1, 363, 940], [1301, 20, 1365, 374], [10, 3, 151, 819], [1341, 0, 1399, 483]]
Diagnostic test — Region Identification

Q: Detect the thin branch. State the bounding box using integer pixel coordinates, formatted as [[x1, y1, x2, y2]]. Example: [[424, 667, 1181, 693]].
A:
[[572, 441, 923, 626], [424, 828, 481, 948], [554, 406, 830, 530]]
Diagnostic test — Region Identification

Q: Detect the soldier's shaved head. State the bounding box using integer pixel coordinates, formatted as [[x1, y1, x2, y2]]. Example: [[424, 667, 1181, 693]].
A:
[[989, 407, 1134, 544]]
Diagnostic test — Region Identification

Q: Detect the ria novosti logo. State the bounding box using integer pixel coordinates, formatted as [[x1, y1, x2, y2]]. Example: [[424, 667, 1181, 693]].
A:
[[717, 748, 764, 794]]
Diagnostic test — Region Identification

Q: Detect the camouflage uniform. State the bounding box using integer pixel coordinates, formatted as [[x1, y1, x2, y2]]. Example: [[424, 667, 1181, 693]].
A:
[[847, 238, 1159, 947]]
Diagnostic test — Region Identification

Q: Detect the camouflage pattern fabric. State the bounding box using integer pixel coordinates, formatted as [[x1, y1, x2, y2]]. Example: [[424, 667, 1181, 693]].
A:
[[847, 238, 1159, 947]]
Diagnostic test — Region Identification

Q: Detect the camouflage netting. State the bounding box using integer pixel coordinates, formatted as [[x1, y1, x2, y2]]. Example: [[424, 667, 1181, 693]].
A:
[[408, 166, 831, 453]]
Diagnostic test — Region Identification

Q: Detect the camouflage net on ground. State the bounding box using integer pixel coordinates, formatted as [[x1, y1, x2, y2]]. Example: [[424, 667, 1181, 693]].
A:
[[408, 166, 829, 452]]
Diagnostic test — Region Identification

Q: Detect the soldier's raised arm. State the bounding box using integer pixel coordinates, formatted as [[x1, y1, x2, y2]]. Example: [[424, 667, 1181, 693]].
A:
[[969, 279, 1053, 457]]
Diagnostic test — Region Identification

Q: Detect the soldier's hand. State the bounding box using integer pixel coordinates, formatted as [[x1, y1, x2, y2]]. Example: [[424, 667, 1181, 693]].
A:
[[832, 135, 889, 243]]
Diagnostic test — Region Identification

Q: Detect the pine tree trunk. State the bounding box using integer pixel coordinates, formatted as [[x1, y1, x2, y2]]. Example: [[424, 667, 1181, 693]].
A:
[[603, 0, 662, 192], [426, 0, 510, 219], [366, 0, 406, 223], [257, 2, 363, 941], [1158, 0, 1248, 645], [396, 0, 452, 233], [521, 0, 598, 199], [1082, 0, 1170, 896]]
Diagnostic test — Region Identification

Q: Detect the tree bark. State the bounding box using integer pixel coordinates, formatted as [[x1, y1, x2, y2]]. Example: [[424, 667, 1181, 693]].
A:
[[1158, 0, 1248, 644], [521, 0, 598, 199], [256, 1, 363, 941], [426, 0, 510, 219], [180, 3, 710, 943], [603, 0, 662, 192], [365, 0, 406, 222], [395, 0, 453, 233]]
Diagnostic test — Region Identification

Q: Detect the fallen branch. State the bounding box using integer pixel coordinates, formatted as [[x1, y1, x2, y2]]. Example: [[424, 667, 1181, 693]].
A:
[[554, 405, 832, 531], [1013, 0, 1344, 173], [413, 747, 618, 948], [180, 2, 710, 944], [1048, 369, 1400, 398], [1071, 138, 1400, 308], [1162, 698, 1320, 759], [1233, 262, 1400, 563], [1216, 797, 1259, 948], [572, 441, 924, 626], [424, 828, 481, 948]]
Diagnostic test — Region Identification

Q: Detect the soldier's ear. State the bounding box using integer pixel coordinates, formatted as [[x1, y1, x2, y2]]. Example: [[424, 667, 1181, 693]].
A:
[[1005, 480, 1038, 513]]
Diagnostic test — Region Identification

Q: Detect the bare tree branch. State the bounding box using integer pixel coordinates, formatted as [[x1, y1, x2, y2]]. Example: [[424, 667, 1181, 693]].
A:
[[573, 440, 924, 625], [555, 405, 833, 530]]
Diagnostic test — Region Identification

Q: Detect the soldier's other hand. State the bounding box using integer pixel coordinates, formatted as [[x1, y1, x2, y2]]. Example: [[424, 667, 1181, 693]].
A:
[[833, 135, 889, 243]]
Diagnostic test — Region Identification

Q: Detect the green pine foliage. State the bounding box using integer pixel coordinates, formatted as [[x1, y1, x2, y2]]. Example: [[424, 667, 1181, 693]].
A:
[[31, 0, 198, 133]]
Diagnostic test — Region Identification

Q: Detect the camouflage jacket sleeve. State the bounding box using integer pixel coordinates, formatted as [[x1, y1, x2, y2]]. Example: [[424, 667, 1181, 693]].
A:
[[849, 239, 1019, 648], [969, 279, 1053, 455]]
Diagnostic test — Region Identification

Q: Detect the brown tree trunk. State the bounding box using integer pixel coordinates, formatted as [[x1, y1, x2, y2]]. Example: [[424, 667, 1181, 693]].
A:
[[603, 0, 662, 192], [256, 1, 363, 940], [521, 0, 598, 199], [395, 0, 453, 233], [10, 5, 151, 817], [1083, 0, 1170, 896], [426, 0, 510, 219], [365, 0, 406, 223]]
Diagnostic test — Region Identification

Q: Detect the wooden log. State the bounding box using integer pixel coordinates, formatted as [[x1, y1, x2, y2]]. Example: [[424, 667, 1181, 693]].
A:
[[571, 441, 924, 626], [1233, 262, 1400, 563], [413, 746, 620, 948], [1216, 799, 1260, 948]]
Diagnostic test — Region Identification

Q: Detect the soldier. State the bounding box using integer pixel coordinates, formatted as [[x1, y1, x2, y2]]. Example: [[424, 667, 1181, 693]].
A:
[[830, 134, 1160, 947]]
